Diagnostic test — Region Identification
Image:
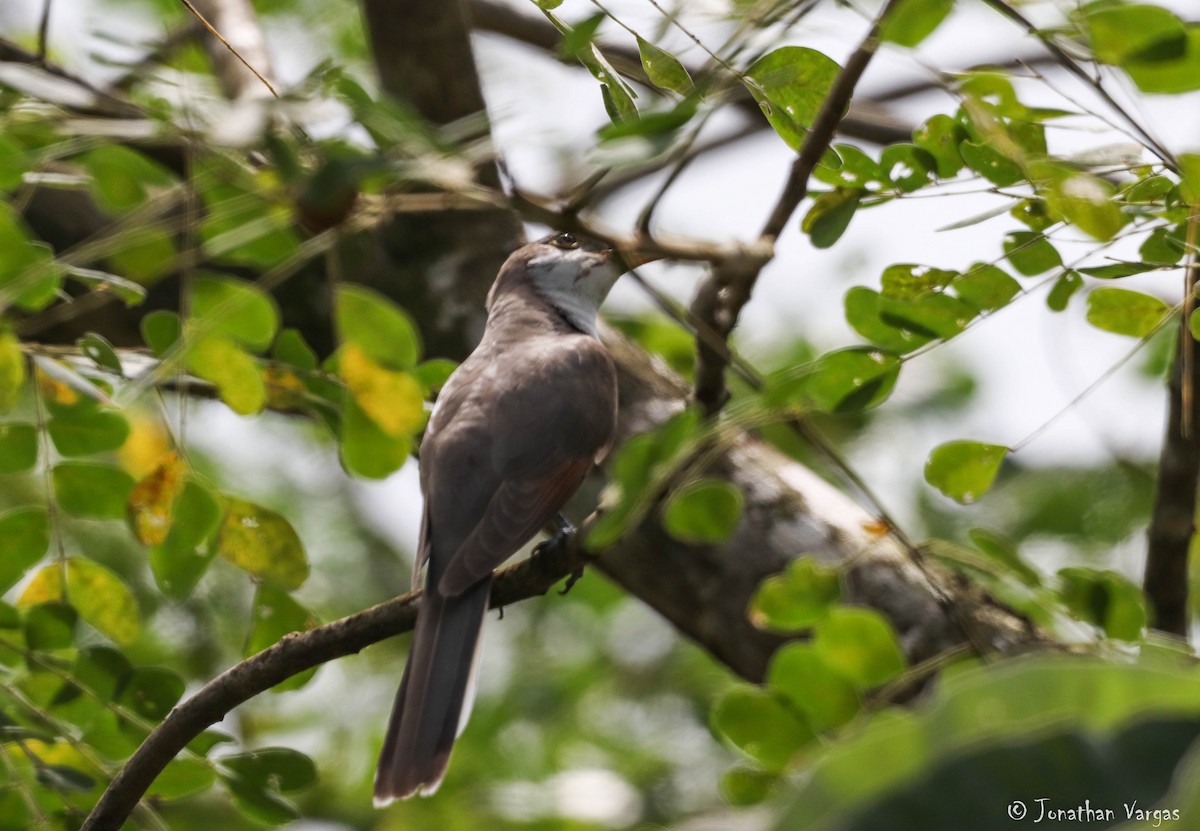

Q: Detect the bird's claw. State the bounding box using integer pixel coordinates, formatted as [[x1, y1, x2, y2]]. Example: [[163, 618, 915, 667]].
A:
[[559, 567, 585, 595]]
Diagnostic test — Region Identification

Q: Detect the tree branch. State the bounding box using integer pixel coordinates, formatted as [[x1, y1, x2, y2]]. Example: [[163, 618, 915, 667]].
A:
[[690, 0, 899, 416], [465, 0, 913, 148], [1144, 229, 1200, 637], [978, 0, 1177, 172], [80, 523, 595, 831]]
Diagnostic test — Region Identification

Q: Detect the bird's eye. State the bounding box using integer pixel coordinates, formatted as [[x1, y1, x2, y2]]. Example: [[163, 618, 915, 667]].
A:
[[552, 233, 580, 249]]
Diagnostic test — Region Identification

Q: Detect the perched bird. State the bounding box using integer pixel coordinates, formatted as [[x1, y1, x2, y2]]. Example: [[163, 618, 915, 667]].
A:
[[374, 232, 635, 804]]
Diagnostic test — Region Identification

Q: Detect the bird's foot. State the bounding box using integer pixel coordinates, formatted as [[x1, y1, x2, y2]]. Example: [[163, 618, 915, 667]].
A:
[[559, 567, 586, 595]]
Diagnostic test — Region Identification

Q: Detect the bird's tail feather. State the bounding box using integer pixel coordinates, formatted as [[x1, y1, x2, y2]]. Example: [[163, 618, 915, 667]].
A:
[[373, 576, 491, 805]]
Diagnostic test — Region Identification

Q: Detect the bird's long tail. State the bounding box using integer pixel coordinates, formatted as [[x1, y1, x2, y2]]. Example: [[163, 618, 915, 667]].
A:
[[373, 574, 492, 804]]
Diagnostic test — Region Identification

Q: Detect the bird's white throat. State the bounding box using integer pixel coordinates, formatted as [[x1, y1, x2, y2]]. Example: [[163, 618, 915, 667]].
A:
[[527, 252, 619, 337]]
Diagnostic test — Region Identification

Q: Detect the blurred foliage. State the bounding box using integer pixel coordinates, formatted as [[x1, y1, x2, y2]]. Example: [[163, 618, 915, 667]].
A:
[[0, 0, 1199, 829]]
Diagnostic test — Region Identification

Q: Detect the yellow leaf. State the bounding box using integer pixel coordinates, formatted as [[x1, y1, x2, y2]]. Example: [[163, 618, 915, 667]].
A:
[[0, 329, 26, 412], [185, 332, 266, 415], [120, 411, 171, 476], [17, 559, 140, 644], [217, 497, 309, 590], [35, 366, 78, 407], [128, 452, 186, 545], [264, 365, 307, 411], [17, 564, 65, 606], [339, 343, 425, 438]]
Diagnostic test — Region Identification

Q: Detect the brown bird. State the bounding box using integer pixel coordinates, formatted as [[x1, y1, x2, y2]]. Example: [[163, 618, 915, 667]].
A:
[[374, 232, 634, 804]]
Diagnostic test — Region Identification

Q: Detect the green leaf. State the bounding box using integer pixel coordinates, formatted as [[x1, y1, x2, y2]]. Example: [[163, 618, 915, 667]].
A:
[[335, 284, 422, 370], [224, 777, 301, 826], [220, 748, 317, 793], [1082, 3, 1186, 64], [805, 347, 901, 413], [0, 135, 27, 191], [19, 559, 140, 644], [414, 358, 458, 395], [951, 264, 1020, 311], [0, 421, 37, 474], [1086, 287, 1169, 338], [198, 171, 299, 268], [720, 767, 778, 807], [1180, 153, 1200, 206], [1140, 226, 1185, 264], [880, 263, 956, 300], [802, 189, 861, 248], [190, 274, 280, 353], [339, 396, 413, 480], [813, 145, 882, 188], [1058, 567, 1147, 640], [141, 310, 182, 357], [812, 607, 906, 690], [969, 528, 1041, 586], [711, 686, 813, 771], [80, 145, 174, 214], [185, 333, 266, 415], [47, 409, 130, 457], [637, 37, 693, 94], [878, 292, 977, 340], [0, 508, 50, 593], [749, 556, 842, 631], [959, 140, 1023, 186], [1078, 262, 1159, 279], [37, 765, 95, 792], [149, 758, 217, 801], [1047, 270, 1083, 312], [107, 229, 177, 282], [0, 329, 26, 413], [64, 558, 140, 645], [881, 0, 955, 48], [1003, 231, 1062, 276], [149, 479, 222, 600], [52, 462, 136, 519], [1045, 173, 1124, 241], [744, 47, 841, 152], [118, 666, 185, 720], [924, 440, 1008, 504], [246, 585, 319, 692], [1120, 26, 1200, 95], [70, 646, 132, 701], [23, 603, 77, 650], [77, 333, 123, 375], [217, 497, 309, 590], [588, 409, 701, 549], [0, 204, 60, 312], [767, 643, 861, 730], [912, 114, 966, 177], [880, 144, 938, 192], [844, 287, 932, 354], [662, 479, 743, 544], [272, 328, 318, 371]]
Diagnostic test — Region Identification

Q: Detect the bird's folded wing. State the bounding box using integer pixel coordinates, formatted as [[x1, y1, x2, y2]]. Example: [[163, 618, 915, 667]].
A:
[[436, 458, 593, 597]]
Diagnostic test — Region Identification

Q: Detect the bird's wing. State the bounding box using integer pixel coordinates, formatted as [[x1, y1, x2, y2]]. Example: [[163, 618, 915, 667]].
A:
[[435, 457, 593, 597]]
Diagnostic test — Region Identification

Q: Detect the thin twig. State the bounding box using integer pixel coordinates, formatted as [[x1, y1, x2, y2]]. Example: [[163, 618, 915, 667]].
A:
[[36, 0, 53, 61], [176, 0, 279, 98], [978, 0, 1177, 172], [691, 0, 902, 416]]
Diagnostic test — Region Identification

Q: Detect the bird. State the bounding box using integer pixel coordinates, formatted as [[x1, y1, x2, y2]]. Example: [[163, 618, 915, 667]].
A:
[[373, 231, 639, 804]]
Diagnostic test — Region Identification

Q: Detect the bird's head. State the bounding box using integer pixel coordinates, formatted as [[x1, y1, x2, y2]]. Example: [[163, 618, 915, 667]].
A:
[[488, 232, 623, 336]]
